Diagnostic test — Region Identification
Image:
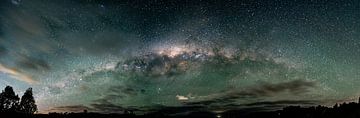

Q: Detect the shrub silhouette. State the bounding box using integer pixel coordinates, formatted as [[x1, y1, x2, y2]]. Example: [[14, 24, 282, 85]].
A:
[[0, 86, 37, 114]]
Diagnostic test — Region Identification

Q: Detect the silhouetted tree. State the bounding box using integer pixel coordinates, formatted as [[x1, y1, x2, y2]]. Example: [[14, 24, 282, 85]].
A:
[[334, 103, 339, 109], [19, 88, 37, 114], [0, 86, 20, 112]]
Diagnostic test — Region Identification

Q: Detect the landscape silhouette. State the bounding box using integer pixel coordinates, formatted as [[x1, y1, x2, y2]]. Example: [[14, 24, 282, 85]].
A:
[[2, 86, 360, 118]]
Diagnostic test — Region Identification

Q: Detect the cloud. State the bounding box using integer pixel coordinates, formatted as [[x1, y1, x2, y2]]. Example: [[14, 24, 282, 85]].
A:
[[82, 79, 317, 114], [89, 85, 146, 106], [90, 85, 146, 109], [249, 79, 316, 96], [51, 100, 317, 115], [49, 104, 141, 114], [185, 79, 317, 106], [48, 105, 92, 113], [221, 100, 319, 114], [90, 103, 126, 113], [16, 54, 50, 71], [244, 100, 318, 107], [0, 63, 37, 84]]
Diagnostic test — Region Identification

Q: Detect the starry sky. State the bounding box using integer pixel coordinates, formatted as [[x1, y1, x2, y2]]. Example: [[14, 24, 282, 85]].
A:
[[0, 0, 360, 114]]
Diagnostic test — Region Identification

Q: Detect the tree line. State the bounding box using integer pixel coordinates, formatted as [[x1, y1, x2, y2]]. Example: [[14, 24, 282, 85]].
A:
[[0, 86, 37, 114]]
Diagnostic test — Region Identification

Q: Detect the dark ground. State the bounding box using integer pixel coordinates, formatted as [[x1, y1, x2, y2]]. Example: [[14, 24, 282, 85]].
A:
[[2, 101, 360, 118]]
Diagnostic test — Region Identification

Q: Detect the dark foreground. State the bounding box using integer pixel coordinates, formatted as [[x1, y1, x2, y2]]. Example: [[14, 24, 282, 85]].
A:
[[2, 101, 360, 118]]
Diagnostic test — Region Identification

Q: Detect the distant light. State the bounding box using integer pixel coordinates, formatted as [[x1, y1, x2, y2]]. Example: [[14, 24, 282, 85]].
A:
[[216, 114, 222, 118], [176, 95, 189, 101]]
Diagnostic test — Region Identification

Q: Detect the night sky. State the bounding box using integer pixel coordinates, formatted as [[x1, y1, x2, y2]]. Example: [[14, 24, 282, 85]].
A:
[[0, 0, 360, 114]]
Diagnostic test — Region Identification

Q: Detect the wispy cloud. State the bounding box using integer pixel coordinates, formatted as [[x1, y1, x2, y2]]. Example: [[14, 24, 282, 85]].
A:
[[185, 79, 317, 106], [0, 63, 37, 84], [16, 54, 50, 71], [44, 105, 92, 113]]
